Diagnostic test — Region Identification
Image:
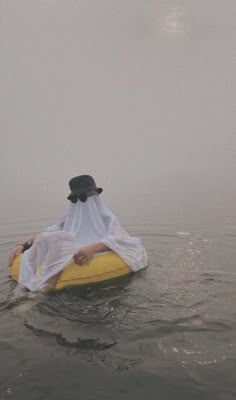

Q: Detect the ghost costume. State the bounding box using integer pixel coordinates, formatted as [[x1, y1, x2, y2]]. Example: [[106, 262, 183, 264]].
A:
[[19, 195, 148, 291]]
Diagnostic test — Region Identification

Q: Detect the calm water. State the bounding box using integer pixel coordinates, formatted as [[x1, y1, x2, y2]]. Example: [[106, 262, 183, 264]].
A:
[[1, 219, 236, 399]]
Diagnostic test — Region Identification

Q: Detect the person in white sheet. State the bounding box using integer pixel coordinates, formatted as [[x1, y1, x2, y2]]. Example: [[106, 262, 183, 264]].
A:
[[9, 175, 148, 294]]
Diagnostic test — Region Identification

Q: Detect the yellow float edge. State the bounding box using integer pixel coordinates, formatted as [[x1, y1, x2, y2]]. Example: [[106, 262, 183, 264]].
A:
[[9, 253, 132, 290]]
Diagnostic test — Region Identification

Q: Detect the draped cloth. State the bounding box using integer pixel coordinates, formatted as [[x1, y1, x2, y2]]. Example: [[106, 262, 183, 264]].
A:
[[19, 196, 148, 291]]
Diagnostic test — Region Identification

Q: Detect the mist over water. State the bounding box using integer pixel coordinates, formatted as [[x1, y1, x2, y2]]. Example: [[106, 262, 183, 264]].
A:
[[1, 0, 235, 227], [1, 1, 236, 399]]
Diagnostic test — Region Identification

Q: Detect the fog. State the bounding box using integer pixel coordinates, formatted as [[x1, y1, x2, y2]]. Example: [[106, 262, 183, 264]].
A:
[[1, 0, 236, 227]]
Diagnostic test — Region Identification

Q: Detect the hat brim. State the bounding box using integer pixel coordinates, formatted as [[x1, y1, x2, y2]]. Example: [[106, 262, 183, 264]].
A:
[[67, 193, 78, 202], [67, 187, 103, 201]]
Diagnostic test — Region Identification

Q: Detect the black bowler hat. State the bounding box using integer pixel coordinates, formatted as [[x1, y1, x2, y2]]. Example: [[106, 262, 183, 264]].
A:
[[67, 175, 103, 203]]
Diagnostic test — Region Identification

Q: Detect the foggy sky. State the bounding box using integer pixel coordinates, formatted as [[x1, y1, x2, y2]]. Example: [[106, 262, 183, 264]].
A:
[[1, 0, 236, 227]]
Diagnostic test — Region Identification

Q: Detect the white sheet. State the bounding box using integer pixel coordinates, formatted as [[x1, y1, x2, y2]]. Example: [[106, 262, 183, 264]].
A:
[[19, 195, 148, 291]]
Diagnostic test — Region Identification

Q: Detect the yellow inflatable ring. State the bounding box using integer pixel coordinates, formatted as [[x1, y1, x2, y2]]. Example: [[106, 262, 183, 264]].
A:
[[10, 253, 132, 290]]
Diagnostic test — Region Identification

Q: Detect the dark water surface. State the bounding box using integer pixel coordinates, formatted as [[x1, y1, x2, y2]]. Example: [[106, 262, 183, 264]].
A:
[[1, 220, 236, 399]]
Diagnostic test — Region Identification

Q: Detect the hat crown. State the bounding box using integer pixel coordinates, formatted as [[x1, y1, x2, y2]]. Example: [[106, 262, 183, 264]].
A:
[[69, 175, 96, 191]]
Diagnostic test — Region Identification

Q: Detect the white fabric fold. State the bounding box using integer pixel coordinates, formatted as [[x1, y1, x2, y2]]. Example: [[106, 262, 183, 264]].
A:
[[19, 196, 148, 291]]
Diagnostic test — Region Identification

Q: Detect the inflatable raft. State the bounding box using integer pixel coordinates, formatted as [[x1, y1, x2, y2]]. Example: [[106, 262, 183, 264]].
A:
[[10, 252, 132, 290]]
